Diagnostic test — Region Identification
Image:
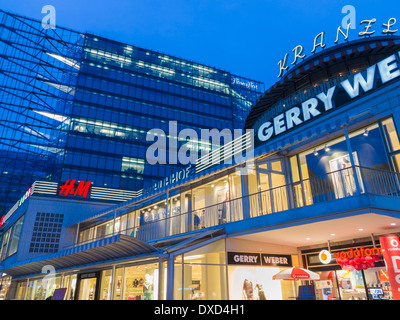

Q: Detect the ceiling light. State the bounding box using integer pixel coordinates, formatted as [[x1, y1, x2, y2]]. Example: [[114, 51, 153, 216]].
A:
[[363, 129, 369, 137], [390, 223, 397, 226], [306, 237, 311, 240], [324, 145, 330, 152], [358, 228, 364, 232], [330, 233, 335, 236], [313, 149, 319, 156]]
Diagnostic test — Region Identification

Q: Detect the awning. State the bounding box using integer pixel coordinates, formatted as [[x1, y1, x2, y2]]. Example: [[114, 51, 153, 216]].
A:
[[152, 227, 226, 253], [0, 234, 159, 278]]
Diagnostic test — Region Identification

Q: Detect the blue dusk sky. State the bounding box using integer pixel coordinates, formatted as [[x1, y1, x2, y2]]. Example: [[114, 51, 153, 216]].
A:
[[0, 0, 399, 89]]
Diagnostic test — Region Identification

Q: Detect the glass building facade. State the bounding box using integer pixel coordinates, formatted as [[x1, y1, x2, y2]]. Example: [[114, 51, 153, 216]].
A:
[[0, 10, 264, 215]]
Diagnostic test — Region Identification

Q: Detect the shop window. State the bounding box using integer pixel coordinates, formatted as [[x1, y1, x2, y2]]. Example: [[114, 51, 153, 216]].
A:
[[8, 215, 25, 256], [192, 176, 230, 228], [246, 164, 261, 218], [382, 118, 400, 153], [15, 281, 27, 300], [137, 199, 168, 241], [113, 268, 123, 300], [295, 135, 363, 205], [363, 267, 392, 300], [228, 171, 243, 222], [336, 269, 367, 300], [228, 266, 299, 300], [0, 228, 11, 261], [0, 276, 11, 300], [122, 263, 159, 300], [256, 159, 288, 215], [349, 123, 390, 172], [61, 274, 77, 300], [78, 277, 97, 300], [99, 270, 113, 300], [174, 240, 227, 300], [314, 271, 341, 300]]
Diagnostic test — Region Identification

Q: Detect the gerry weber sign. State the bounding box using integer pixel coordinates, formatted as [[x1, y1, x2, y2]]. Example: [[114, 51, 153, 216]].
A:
[[227, 252, 293, 267], [257, 51, 400, 145]]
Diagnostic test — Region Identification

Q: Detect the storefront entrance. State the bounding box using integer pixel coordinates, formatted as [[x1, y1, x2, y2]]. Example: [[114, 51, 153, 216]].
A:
[[77, 272, 99, 300]]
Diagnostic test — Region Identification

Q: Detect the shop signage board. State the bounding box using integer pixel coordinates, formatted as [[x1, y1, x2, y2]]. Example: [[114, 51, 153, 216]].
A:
[[277, 17, 398, 77], [58, 179, 92, 199], [379, 234, 400, 300], [18, 187, 32, 207], [227, 252, 292, 267], [256, 50, 400, 146]]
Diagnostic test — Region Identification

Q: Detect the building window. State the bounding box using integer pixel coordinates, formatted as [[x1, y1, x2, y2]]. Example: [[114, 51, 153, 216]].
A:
[[174, 239, 227, 300], [291, 119, 395, 207], [116, 262, 161, 300], [7, 215, 25, 257], [0, 228, 11, 261]]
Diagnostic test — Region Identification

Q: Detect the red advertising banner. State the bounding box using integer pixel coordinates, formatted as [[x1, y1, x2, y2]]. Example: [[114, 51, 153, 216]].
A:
[[379, 234, 400, 300]]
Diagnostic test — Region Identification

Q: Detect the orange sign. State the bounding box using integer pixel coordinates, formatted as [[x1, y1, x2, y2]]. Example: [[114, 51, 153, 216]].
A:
[[332, 246, 382, 259], [380, 269, 389, 282]]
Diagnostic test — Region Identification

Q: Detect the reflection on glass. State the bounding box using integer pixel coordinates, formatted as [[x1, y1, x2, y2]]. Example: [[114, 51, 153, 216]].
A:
[[336, 269, 367, 300]]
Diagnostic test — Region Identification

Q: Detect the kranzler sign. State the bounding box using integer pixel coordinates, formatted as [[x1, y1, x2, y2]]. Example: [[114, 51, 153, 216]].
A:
[[256, 52, 400, 145]]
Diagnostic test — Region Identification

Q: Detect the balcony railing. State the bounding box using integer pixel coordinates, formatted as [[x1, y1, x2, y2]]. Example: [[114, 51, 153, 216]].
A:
[[72, 166, 400, 246]]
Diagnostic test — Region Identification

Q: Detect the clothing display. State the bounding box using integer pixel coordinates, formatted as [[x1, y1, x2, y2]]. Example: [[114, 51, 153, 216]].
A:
[[242, 279, 253, 300]]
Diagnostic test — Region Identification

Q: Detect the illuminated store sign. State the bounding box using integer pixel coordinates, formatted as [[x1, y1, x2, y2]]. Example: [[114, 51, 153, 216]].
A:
[[227, 252, 292, 267], [59, 179, 92, 198], [0, 215, 5, 227], [379, 234, 400, 300], [18, 187, 32, 207], [278, 17, 398, 77], [143, 165, 192, 194], [231, 77, 260, 91], [257, 52, 400, 144]]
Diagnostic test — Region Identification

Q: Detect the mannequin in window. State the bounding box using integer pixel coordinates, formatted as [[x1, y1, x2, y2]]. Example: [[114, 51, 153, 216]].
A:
[[219, 191, 229, 224]]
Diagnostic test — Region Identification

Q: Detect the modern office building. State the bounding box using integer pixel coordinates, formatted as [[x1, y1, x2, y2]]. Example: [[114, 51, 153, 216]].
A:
[[0, 10, 264, 216], [2, 32, 400, 300]]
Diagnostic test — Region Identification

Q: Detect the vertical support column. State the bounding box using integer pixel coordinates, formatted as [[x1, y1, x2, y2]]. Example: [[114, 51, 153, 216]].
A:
[[23, 278, 29, 300], [166, 255, 174, 300], [112, 210, 117, 235], [239, 165, 251, 220], [158, 258, 163, 300], [344, 127, 362, 194], [110, 264, 116, 300], [165, 190, 169, 238], [74, 223, 80, 245]]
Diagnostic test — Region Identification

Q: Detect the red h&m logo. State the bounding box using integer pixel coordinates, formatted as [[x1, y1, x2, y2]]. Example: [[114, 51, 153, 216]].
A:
[[0, 215, 5, 227], [59, 179, 91, 198]]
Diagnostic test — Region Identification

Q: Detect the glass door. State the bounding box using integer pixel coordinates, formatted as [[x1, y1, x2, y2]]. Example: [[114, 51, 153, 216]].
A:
[[78, 277, 97, 300]]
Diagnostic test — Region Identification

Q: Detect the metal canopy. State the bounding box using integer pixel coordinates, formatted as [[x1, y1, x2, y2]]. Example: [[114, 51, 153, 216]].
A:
[[0, 234, 158, 278]]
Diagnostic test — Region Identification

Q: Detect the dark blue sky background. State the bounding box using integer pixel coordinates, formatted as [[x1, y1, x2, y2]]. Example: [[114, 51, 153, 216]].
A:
[[1, 0, 398, 89]]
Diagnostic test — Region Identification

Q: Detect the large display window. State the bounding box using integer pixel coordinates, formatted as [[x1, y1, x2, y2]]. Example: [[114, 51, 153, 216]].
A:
[[228, 266, 299, 300], [246, 158, 288, 217], [292, 119, 396, 207], [174, 239, 227, 300], [113, 262, 164, 300]]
